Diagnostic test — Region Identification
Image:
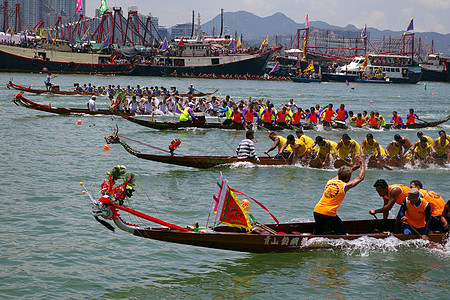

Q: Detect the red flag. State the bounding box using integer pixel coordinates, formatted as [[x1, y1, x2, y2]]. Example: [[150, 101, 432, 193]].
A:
[[218, 188, 252, 231], [178, 37, 184, 47]]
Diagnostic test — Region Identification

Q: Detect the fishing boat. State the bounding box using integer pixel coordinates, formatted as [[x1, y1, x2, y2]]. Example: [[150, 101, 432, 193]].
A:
[[87, 167, 448, 253], [13, 92, 117, 116], [322, 54, 422, 84], [7, 81, 218, 97], [419, 53, 450, 82]]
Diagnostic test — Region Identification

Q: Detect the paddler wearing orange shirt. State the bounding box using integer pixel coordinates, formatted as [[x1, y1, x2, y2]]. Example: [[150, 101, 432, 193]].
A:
[[313, 156, 366, 235]]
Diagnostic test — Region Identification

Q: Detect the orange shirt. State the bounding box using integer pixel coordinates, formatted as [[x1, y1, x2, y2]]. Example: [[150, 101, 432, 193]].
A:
[[314, 179, 346, 217], [292, 111, 302, 124], [419, 189, 445, 216], [356, 117, 365, 127], [336, 108, 346, 121], [277, 111, 287, 122], [323, 108, 334, 122], [385, 184, 410, 205], [245, 109, 255, 122], [232, 111, 243, 123]]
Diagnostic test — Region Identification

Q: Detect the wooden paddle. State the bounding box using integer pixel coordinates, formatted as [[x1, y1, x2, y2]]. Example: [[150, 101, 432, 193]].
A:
[[404, 218, 443, 249]]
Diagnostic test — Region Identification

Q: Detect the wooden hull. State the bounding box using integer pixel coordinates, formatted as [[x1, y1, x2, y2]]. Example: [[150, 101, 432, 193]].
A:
[[7, 81, 217, 97], [382, 115, 450, 129], [131, 219, 447, 253], [134, 154, 288, 168]]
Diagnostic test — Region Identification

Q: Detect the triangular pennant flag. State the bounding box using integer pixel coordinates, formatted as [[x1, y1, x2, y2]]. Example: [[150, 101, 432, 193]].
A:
[[269, 61, 279, 73], [99, 0, 108, 15], [161, 37, 168, 51], [305, 13, 309, 28], [361, 24, 367, 39], [236, 37, 242, 49], [228, 39, 235, 49], [177, 37, 184, 47], [217, 187, 252, 231], [76, 0, 83, 15], [259, 34, 269, 49]]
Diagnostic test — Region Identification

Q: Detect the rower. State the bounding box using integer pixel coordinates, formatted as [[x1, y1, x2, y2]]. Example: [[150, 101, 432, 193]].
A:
[[406, 108, 421, 125], [322, 103, 336, 126], [416, 131, 433, 146], [355, 113, 365, 127], [276, 106, 289, 127], [264, 132, 291, 159], [291, 107, 303, 127], [260, 103, 277, 126], [218, 101, 233, 126], [368, 111, 380, 129], [408, 137, 432, 162], [231, 105, 244, 129], [310, 136, 337, 167], [390, 111, 404, 129], [336, 133, 361, 164], [295, 129, 315, 156], [370, 179, 410, 232], [242, 103, 259, 127], [398, 188, 431, 238], [179, 102, 197, 123], [279, 134, 307, 164], [335, 104, 348, 123], [375, 112, 386, 127], [307, 107, 321, 125], [313, 156, 365, 235], [360, 133, 385, 161], [430, 130, 450, 164], [410, 180, 446, 232], [236, 130, 260, 162]]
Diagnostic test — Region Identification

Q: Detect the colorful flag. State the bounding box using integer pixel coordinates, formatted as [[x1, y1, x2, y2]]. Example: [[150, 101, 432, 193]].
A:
[[296, 59, 301, 69], [260, 34, 269, 49], [161, 37, 168, 51], [236, 37, 242, 49], [404, 18, 414, 34], [101, 36, 110, 49], [69, 34, 75, 45], [177, 37, 184, 47], [210, 172, 224, 217], [303, 61, 314, 74], [228, 39, 235, 49], [361, 24, 367, 39], [217, 186, 252, 231], [305, 13, 309, 28], [76, 0, 83, 15], [360, 56, 368, 68], [269, 61, 279, 73], [99, 0, 108, 15]]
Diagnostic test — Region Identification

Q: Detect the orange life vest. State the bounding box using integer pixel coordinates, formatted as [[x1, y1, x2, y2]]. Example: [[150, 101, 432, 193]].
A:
[[323, 108, 334, 122], [384, 184, 410, 205], [245, 109, 255, 122], [314, 179, 346, 217], [406, 113, 416, 124], [393, 115, 402, 126], [336, 108, 346, 121], [309, 112, 318, 123], [277, 111, 287, 122], [262, 108, 273, 123], [420, 189, 445, 216], [292, 111, 302, 125], [356, 117, 365, 127], [232, 111, 243, 123], [405, 198, 429, 229], [370, 116, 378, 126]]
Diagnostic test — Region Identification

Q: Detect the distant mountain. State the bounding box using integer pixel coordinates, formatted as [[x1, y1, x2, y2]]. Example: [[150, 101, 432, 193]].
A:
[[196, 11, 450, 55]]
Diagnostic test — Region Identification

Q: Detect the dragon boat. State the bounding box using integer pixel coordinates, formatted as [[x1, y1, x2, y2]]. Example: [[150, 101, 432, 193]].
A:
[[105, 128, 443, 169], [87, 166, 448, 253], [7, 81, 218, 98], [381, 116, 450, 129], [117, 110, 346, 131], [13, 92, 121, 116]]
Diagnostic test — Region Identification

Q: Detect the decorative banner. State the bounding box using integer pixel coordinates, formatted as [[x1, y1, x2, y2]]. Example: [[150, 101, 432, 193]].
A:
[[100, 0, 108, 15], [177, 37, 184, 47], [269, 61, 279, 73], [76, 0, 83, 15], [236, 36, 242, 48], [404, 18, 414, 35], [218, 188, 252, 231], [161, 37, 168, 50], [305, 13, 309, 28], [228, 39, 235, 49], [259, 34, 269, 49], [361, 24, 367, 39]]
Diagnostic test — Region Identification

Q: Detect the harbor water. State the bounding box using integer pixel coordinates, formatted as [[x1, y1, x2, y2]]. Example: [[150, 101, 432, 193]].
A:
[[1, 72, 449, 299]]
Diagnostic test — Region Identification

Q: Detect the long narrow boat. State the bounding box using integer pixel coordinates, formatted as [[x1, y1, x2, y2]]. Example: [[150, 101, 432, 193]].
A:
[[290, 76, 321, 83], [13, 92, 117, 116], [88, 169, 448, 253], [7, 81, 218, 97], [381, 116, 450, 129], [106, 131, 431, 169]]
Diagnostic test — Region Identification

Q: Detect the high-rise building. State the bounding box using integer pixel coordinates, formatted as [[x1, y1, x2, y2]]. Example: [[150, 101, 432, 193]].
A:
[[0, 0, 86, 32]]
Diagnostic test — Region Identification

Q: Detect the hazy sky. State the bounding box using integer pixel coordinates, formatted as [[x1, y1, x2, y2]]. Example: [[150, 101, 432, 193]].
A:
[[87, 0, 450, 34]]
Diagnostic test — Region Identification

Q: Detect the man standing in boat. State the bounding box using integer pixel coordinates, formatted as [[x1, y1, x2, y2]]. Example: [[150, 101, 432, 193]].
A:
[[88, 96, 97, 111], [45, 72, 57, 91], [313, 156, 365, 235], [236, 131, 260, 162]]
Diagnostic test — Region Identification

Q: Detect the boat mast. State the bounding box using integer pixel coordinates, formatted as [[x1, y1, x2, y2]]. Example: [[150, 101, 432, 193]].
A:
[[191, 10, 195, 39], [219, 8, 224, 38]]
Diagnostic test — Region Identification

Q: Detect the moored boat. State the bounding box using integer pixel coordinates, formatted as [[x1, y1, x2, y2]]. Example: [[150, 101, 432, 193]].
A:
[[290, 76, 321, 83], [88, 168, 448, 253], [322, 54, 422, 84]]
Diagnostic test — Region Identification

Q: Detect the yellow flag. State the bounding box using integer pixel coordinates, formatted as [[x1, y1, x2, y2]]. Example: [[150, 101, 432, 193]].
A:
[[260, 34, 269, 49], [303, 61, 314, 74], [236, 37, 242, 49]]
